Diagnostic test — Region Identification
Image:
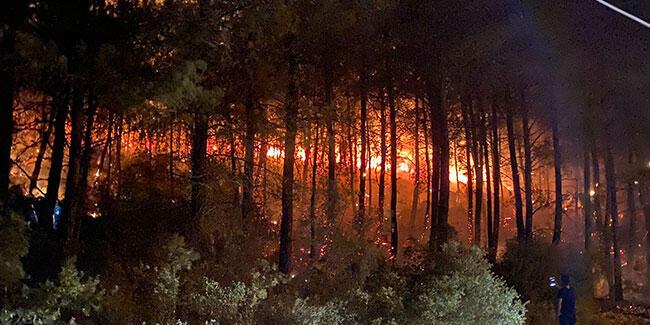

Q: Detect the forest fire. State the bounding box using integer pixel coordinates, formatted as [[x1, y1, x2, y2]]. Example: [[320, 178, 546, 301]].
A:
[[1, 0, 649, 324]]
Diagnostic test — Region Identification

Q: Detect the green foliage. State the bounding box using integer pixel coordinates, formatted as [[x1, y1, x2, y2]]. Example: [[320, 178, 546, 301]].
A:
[[1, 259, 105, 324], [156, 60, 223, 115], [38, 259, 106, 320], [498, 238, 560, 302], [188, 260, 285, 324], [152, 234, 200, 321], [0, 214, 29, 291], [414, 242, 526, 325], [291, 298, 354, 325]]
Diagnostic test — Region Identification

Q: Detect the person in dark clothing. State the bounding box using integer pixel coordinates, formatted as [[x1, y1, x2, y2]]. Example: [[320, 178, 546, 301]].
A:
[[557, 274, 576, 325]]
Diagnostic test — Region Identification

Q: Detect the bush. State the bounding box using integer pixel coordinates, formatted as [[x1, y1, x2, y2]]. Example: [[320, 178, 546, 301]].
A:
[[413, 242, 526, 325], [498, 238, 560, 302], [0, 214, 29, 292], [291, 298, 355, 325], [1, 259, 105, 324], [189, 261, 284, 324]]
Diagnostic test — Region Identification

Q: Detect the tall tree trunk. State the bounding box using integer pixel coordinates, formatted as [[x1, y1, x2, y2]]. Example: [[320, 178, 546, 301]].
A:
[[97, 114, 114, 184], [367, 123, 372, 213], [258, 126, 268, 217], [191, 112, 208, 226], [470, 101, 483, 246], [67, 93, 96, 256], [63, 90, 85, 222], [378, 93, 387, 238], [44, 93, 69, 228], [409, 99, 420, 238], [482, 105, 493, 252], [356, 81, 368, 233], [429, 91, 441, 249], [388, 84, 398, 258], [639, 177, 650, 293], [605, 143, 623, 301], [583, 146, 592, 251], [0, 32, 16, 213], [551, 110, 563, 245], [591, 141, 610, 279], [227, 116, 239, 207], [423, 105, 431, 227], [489, 102, 501, 262], [279, 34, 298, 273], [242, 95, 257, 222], [627, 153, 637, 252], [308, 121, 320, 260], [505, 104, 524, 240], [437, 91, 450, 246], [325, 70, 338, 230], [462, 102, 474, 244], [114, 114, 123, 195], [521, 92, 534, 239], [347, 110, 356, 217], [30, 108, 55, 196], [168, 122, 174, 199]]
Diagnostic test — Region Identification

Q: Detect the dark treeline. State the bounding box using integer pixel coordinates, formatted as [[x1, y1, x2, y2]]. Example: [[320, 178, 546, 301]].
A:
[[1, 0, 649, 323]]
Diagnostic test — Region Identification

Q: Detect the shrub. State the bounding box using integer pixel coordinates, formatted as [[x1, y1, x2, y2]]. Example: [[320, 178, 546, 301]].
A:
[[291, 297, 355, 325], [0, 214, 29, 292], [413, 242, 526, 325], [190, 264, 283, 324], [498, 238, 560, 302], [151, 234, 200, 321], [1, 259, 105, 324]]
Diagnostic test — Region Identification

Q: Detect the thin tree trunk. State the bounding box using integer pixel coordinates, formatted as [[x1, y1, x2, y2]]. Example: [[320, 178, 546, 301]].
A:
[[168, 122, 174, 199], [97, 114, 114, 184], [388, 84, 398, 258], [191, 112, 208, 225], [114, 114, 123, 195], [242, 95, 256, 221], [378, 93, 387, 237], [301, 121, 311, 202], [482, 105, 493, 252], [423, 106, 431, 227], [505, 104, 524, 240], [348, 110, 356, 217], [627, 153, 637, 252], [583, 145, 592, 251], [279, 34, 298, 273], [367, 122, 372, 213], [454, 141, 461, 194], [0, 32, 16, 213], [30, 108, 55, 196], [437, 91, 450, 246], [639, 177, 650, 293], [259, 134, 268, 217], [489, 101, 501, 262], [551, 110, 563, 245], [605, 143, 623, 301], [227, 117, 239, 207], [356, 81, 368, 233], [63, 90, 85, 220], [67, 93, 97, 256], [44, 93, 69, 227], [522, 92, 534, 239], [325, 70, 338, 230], [308, 121, 320, 260], [470, 101, 483, 246], [409, 99, 420, 237], [429, 91, 441, 249], [462, 102, 474, 244]]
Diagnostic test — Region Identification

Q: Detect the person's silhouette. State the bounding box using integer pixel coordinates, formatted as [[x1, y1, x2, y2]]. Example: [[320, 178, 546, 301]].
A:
[[556, 274, 576, 325]]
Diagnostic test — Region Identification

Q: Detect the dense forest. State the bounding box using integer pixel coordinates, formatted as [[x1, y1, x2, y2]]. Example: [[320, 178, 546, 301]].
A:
[[1, 0, 649, 324]]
